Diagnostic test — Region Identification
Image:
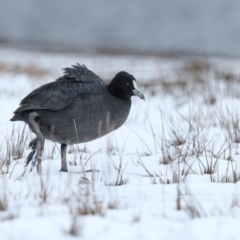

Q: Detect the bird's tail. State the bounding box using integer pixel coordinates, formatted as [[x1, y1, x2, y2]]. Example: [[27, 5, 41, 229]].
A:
[[10, 113, 21, 121]]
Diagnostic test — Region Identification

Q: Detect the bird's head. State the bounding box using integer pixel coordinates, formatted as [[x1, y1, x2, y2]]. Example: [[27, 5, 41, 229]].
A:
[[108, 71, 145, 100]]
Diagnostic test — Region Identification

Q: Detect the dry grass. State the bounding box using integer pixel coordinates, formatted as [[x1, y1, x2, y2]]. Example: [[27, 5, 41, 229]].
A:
[[0, 125, 29, 175], [0, 62, 51, 77], [139, 59, 213, 97], [215, 69, 240, 82], [1, 91, 240, 186], [181, 60, 210, 76], [0, 57, 240, 231], [0, 185, 8, 211]]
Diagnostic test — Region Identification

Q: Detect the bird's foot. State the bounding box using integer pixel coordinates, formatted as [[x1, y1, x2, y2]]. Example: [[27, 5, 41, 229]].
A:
[[29, 138, 38, 149], [25, 150, 35, 167], [30, 150, 38, 172], [85, 169, 100, 172], [59, 165, 68, 172], [25, 138, 44, 174], [24, 150, 38, 172]]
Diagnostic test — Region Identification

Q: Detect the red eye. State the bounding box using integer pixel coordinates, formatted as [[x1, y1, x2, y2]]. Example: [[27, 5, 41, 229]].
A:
[[126, 82, 130, 86]]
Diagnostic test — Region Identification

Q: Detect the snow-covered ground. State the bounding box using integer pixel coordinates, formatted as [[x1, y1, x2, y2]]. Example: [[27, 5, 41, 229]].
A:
[[1, 48, 240, 240]]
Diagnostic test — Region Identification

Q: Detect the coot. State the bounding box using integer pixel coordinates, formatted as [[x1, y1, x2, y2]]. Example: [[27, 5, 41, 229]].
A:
[[11, 64, 144, 173]]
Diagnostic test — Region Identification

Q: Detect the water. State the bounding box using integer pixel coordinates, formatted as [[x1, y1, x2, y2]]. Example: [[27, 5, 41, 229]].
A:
[[1, 0, 240, 56]]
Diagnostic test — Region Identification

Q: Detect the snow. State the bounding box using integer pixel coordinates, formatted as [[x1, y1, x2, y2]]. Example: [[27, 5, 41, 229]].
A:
[[1, 48, 240, 239]]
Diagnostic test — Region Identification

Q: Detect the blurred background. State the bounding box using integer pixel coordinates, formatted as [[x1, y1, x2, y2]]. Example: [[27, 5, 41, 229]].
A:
[[1, 0, 240, 57]]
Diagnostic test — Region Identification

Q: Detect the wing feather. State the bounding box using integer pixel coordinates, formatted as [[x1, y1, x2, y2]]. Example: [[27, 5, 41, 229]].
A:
[[14, 64, 105, 113]]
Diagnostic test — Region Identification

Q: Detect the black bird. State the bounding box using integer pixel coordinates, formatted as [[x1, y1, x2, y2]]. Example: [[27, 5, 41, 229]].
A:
[[11, 64, 144, 173]]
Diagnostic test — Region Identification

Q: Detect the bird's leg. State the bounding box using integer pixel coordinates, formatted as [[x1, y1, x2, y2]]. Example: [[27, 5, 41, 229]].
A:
[[27, 112, 44, 174], [26, 138, 38, 166], [59, 143, 68, 172], [36, 139, 44, 174]]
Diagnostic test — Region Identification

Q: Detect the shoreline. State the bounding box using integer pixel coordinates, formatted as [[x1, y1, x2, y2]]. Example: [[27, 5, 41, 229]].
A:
[[0, 42, 237, 60]]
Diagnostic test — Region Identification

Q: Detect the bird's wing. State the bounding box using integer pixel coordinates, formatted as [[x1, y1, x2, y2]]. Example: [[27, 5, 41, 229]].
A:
[[14, 64, 105, 113]]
